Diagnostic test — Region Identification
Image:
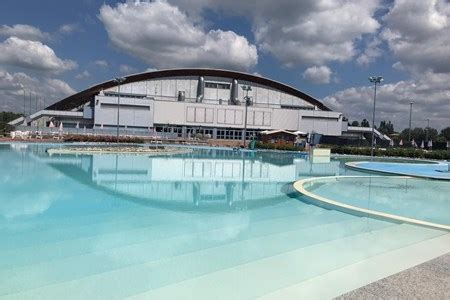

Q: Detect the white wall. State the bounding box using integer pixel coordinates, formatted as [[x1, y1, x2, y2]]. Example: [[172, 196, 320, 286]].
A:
[[100, 76, 342, 135], [94, 95, 154, 127]]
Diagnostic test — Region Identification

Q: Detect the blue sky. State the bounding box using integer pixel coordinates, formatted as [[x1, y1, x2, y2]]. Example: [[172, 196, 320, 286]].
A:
[[0, 0, 449, 130]]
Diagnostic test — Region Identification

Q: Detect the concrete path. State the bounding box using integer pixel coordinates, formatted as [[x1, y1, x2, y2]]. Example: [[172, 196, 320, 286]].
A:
[[336, 253, 450, 299]]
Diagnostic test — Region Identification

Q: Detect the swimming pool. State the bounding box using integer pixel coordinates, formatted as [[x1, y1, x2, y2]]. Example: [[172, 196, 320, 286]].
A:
[[0, 143, 448, 299]]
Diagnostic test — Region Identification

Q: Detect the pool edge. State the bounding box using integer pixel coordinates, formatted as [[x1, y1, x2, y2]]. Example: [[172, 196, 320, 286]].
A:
[[293, 176, 450, 232]]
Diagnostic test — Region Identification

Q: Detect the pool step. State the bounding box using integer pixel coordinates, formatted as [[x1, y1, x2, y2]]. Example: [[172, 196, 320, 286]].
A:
[[0, 208, 352, 270], [259, 233, 450, 300], [0, 199, 308, 250], [125, 225, 444, 300], [0, 196, 301, 234], [0, 217, 394, 298]]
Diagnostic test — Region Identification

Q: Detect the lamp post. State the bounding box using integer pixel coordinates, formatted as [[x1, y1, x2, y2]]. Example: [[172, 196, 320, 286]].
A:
[[368, 76, 383, 158], [425, 118, 430, 146], [241, 85, 252, 148], [20, 85, 26, 117], [113, 77, 126, 142], [408, 101, 413, 142]]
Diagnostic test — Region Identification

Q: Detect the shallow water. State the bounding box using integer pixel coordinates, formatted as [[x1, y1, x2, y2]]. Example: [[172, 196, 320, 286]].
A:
[[306, 176, 450, 226], [0, 143, 447, 299]]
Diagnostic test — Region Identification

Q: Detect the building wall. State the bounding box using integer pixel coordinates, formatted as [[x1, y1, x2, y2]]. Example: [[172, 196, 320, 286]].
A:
[[96, 76, 342, 136], [106, 76, 315, 109], [94, 95, 154, 128]]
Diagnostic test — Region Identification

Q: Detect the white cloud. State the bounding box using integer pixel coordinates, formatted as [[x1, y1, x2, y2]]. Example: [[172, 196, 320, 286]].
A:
[[58, 23, 80, 35], [258, 0, 380, 66], [145, 67, 158, 72], [302, 65, 332, 84], [0, 24, 49, 41], [0, 37, 77, 73], [75, 70, 90, 79], [94, 60, 108, 68], [382, 0, 450, 73], [180, 0, 380, 67], [0, 68, 76, 113], [323, 71, 450, 130], [357, 37, 383, 66], [119, 64, 136, 74], [99, 0, 258, 71]]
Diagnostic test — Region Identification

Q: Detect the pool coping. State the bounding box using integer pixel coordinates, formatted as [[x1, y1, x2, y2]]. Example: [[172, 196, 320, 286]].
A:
[[345, 161, 450, 180], [293, 176, 450, 231]]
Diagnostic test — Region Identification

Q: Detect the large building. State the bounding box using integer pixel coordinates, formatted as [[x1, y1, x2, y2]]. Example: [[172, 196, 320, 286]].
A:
[[14, 68, 348, 140]]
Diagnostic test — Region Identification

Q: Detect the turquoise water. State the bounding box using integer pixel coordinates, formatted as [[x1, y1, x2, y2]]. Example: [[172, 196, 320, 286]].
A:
[[0, 143, 447, 299], [305, 177, 450, 226], [349, 161, 450, 180]]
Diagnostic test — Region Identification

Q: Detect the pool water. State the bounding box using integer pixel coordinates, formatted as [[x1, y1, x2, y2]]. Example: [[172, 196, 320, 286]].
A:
[[347, 161, 450, 180], [0, 143, 448, 299], [304, 176, 450, 227]]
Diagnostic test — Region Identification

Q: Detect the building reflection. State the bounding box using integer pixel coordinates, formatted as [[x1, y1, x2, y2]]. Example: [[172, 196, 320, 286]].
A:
[[31, 147, 341, 211]]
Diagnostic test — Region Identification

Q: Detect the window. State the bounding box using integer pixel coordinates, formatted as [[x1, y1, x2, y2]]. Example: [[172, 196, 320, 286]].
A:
[[217, 83, 231, 90], [205, 82, 217, 88], [205, 82, 231, 89]]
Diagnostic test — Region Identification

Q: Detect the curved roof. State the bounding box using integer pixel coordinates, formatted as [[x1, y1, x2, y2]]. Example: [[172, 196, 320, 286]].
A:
[[47, 68, 331, 111]]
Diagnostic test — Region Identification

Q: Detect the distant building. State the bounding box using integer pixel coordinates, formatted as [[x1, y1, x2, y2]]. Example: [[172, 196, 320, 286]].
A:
[[260, 130, 301, 146], [11, 68, 346, 140]]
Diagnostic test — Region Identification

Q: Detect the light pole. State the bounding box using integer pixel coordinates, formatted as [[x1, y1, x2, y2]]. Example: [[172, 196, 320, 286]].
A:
[[113, 77, 126, 142], [20, 85, 26, 117], [368, 76, 383, 158], [425, 118, 430, 145], [408, 101, 413, 142], [241, 85, 252, 148]]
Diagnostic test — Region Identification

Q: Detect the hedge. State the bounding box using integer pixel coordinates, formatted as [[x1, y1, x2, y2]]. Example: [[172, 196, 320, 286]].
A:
[[255, 142, 305, 152], [64, 135, 144, 144]]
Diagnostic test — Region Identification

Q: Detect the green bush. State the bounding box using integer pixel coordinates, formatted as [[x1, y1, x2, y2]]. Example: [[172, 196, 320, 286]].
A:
[[255, 142, 304, 152], [64, 135, 144, 144]]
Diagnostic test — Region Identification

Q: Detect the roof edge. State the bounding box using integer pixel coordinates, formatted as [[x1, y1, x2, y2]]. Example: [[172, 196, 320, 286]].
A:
[[47, 68, 331, 111]]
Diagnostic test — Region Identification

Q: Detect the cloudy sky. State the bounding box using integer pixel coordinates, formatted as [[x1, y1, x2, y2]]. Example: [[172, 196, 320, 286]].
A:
[[0, 0, 449, 130]]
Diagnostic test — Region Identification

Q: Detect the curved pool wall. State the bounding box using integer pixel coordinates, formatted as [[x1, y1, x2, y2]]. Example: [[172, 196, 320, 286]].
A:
[[294, 176, 450, 231], [346, 161, 450, 180]]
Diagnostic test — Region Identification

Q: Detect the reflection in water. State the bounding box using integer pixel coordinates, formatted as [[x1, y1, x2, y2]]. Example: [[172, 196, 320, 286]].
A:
[[0, 144, 67, 219], [25, 145, 342, 212]]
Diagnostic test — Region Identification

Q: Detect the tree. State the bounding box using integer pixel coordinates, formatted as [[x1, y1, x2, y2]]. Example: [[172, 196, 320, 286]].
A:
[[351, 120, 359, 127], [424, 127, 438, 141], [361, 119, 370, 127], [440, 126, 450, 140], [0, 111, 21, 134], [378, 120, 394, 135]]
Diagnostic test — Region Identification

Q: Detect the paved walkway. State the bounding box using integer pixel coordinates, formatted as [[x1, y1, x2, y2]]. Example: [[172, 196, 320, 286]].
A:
[[336, 253, 450, 299]]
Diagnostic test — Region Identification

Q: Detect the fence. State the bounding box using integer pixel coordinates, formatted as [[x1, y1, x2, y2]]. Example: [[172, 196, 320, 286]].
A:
[[12, 126, 178, 139]]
